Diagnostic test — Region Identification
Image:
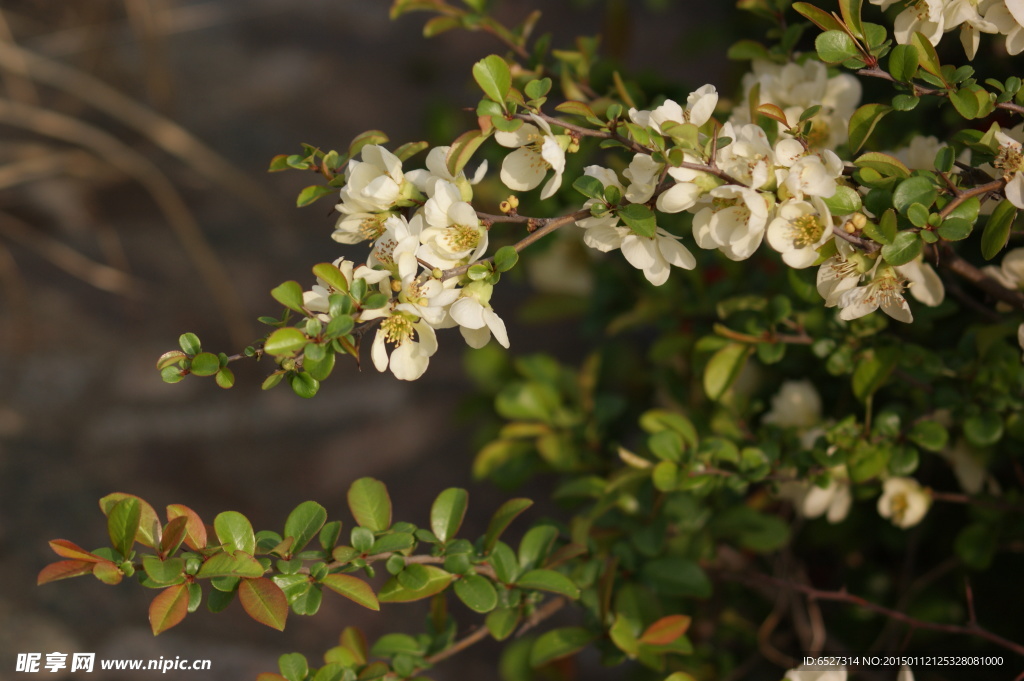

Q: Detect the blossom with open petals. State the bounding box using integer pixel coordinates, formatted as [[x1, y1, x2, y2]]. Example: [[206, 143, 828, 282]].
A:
[[628, 84, 719, 132], [766, 197, 834, 269], [369, 307, 439, 381], [334, 145, 414, 244], [448, 281, 509, 349], [692, 184, 770, 261], [495, 113, 567, 200], [838, 266, 914, 323], [878, 477, 931, 528]]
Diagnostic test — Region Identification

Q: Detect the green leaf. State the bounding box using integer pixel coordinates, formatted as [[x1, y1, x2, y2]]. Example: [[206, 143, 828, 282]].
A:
[[893, 176, 938, 214], [264, 327, 308, 358], [848, 103, 892, 153], [483, 498, 533, 553], [312, 262, 348, 292], [938, 218, 973, 241], [278, 653, 309, 681], [398, 563, 430, 590], [703, 343, 751, 401], [271, 281, 307, 314], [852, 348, 898, 401], [296, 185, 335, 208], [888, 44, 919, 82], [142, 556, 185, 586], [156, 350, 186, 371], [617, 203, 657, 237], [821, 185, 862, 215], [446, 129, 489, 178], [430, 488, 468, 544], [494, 246, 519, 273], [215, 367, 235, 389], [554, 100, 597, 118], [108, 498, 141, 558], [908, 420, 949, 452], [839, 0, 864, 39], [347, 130, 389, 159], [189, 352, 220, 377], [515, 569, 580, 599], [347, 478, 392, 532], [963, 413, 1004, 447], [178, 332, 201, 355], [322, 574, 380, 610], [640, 557, 712, 597], [792, 3, 844, 32], [529, 627, 594, 667], [639, 409, 698, 448], [609, 613, 639, 657], [573, 175, 605, 200], [909, 31, 943, 82], [214, 511, 256, 555], [473, 55, 512, 105], [981, 199, 1017, 260], [727, 39, 770, 61], [486, 607, 520, 641], [881, 231, 922, 266], [149, 584, 189, 635], [815, 30, 860, 65], [197, 551, 263, 579], [378, 565, 453, 602], [288, 371, 319, 398], [239, 577, 288, 631], [525, 77, 552, 100], [854, 152, 910, 179], [454, 574, 498, 613], [955, 523, 998, 570], [284, 501, 327, 554], [370, 532, 414, 555], [518, 525, 558, 571]]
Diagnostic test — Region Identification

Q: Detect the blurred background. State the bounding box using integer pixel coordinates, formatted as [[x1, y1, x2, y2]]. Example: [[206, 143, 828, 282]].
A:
[[0, 1, 731, 678]]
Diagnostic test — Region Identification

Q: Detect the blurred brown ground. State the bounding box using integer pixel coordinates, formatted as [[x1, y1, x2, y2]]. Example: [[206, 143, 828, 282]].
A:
[[0, 1, 728, 678]]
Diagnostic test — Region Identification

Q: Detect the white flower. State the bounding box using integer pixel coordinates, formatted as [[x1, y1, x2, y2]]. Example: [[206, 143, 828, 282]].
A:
[[817, 239, 865, 306], [781, 466, 852, 524], [656, 153, 714, 214], [620, 228, 697, 285], [993, 130, 1024, 209], [774, 143, 844, 200], [692, 184, 770, 261], [418, 180, 489, 269], [448, 281, 509, 349], [715, 122, 776, 190], [628, 84, 719, 132], [897, 257, 945, 307], [369, 307, 439, 381], [767, 197, 834, 269], [893, 0, 946, 46], [940, 439, 999, 495], [731, 59, 861, 149], [762, 379, 823, 429], [405, 145, 487, 199], [784, 664, 846, 681], [878, 477, 931, 528], [984, 0, 1024, 55], [898, 665, 915, 681], [622, 153, 663, 204], [495, 113, 567, 200], [838, 265, 914, 323], [333, 145, 412, 244]]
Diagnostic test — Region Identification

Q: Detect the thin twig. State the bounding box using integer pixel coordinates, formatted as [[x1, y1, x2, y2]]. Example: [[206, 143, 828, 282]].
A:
[[723, 571, 1024, 658], [857, 66, 1024, 117]]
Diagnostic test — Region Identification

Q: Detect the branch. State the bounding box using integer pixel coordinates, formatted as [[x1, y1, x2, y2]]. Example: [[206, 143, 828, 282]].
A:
[[722, 571, 1024, 658], [857, 66, 1024, 117], [441, 209, 591, 281], [425, 596, 568, 665], [939, 245, 1024, 311]]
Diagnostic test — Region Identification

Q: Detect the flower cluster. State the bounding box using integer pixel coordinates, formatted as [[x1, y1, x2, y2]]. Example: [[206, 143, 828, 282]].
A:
[[308, 145, 506, 380]]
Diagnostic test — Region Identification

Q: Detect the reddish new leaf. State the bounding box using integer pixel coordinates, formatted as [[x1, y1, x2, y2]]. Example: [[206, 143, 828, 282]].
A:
[[48, 539, 101, 562], [638, 615, 692, 646], [322, 574, 380, 611], [149, 584, 189, 635], [166, 504, 208, 550], [93, 560, 124, 585], [159, 516, 189, 558], [239, 577, 289, 631], [37, 560, 95, 585]]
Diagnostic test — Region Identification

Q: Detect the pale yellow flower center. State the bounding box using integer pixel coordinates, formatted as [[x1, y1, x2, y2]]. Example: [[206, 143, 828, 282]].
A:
[[995, 144, 1023, 176], [360, 215, 388, 242], [445, 223, 481, 252], [381, 315, 414, 347], [788, 214, 825, 248]]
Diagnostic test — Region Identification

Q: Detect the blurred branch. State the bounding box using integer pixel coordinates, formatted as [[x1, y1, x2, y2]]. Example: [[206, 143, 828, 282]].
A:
[[0, 211, 143, 297], [0, 38, 289, 228], [0, 98, 252, 345], [0, 8, 38, 104]]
